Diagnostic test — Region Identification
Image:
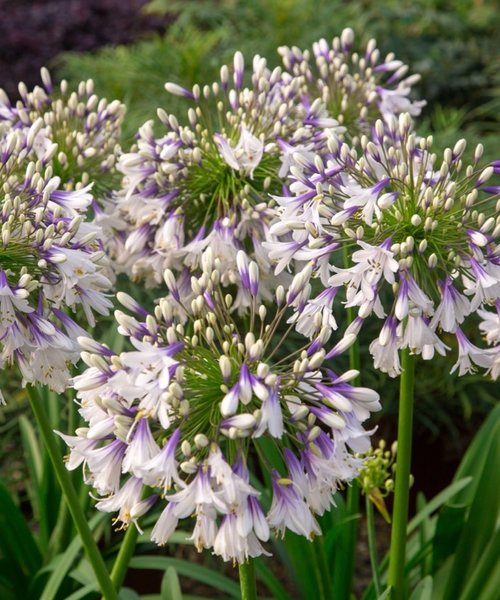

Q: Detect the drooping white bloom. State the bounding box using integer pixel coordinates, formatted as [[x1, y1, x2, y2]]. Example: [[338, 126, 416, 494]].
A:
[[215, 128, 264, 177], [478, 301, 500, 345]]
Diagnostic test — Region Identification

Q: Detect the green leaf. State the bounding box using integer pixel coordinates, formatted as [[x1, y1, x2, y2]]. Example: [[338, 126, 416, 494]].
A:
[[118, 589, 141, 600], [161, 567, 183, 600], [0, 480, 42, 577], [431, 556, 454, 600], [129, 557, 240, 598], [410, 576, 433, 600], [431, 504, 467, 570], [443, 418, 500, 600], [18, 415, 51, 554], [376, 588, 392, 599], [64, 584, 96, 600], [143, 596, 208, 600], [70, 559, 98, 586], [38, 513, 105, 600], [451, 405, 500, 505], [19, 415, 43, 487], [0, 565, 24, 600], [407, 477, 471, 536], [458, 528, 500, 600], [275, 532, 323, 600], [416, 494, 433, 578]]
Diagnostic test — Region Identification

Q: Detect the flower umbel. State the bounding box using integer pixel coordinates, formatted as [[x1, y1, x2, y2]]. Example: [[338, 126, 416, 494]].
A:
[[268, 113, 500, 377], [279, 28, 425, 139], [0, 68, 125, 199], [110, 51, 341, 300], [0, 130, 112, 391], [63, 249, 381, 562]]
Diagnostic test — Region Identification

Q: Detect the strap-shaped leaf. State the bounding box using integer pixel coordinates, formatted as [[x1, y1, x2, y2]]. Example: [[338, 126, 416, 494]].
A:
[[130, 556, 240, 598]]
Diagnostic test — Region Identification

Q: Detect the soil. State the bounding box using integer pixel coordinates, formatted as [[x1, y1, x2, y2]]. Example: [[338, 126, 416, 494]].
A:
[[0, 0, 169, 98]]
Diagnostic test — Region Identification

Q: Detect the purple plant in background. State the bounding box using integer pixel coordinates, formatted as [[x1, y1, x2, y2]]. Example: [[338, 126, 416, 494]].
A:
[[61, 248, 381, 562], [267, 113, 500, 377]]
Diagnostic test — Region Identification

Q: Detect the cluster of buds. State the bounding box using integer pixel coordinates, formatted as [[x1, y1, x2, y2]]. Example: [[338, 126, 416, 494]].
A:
[[267, 113, 500, 378], [61, 248, 381, 562], [109, 50, 343, 299], [0, 124, 112, 392], [279, 28, 425, 140], [358, 439, 397, 522], [0, 68, 125, 199]]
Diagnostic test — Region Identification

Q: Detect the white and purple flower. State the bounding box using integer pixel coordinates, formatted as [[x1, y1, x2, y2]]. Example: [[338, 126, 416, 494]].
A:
[[62, 248, 381, 562]]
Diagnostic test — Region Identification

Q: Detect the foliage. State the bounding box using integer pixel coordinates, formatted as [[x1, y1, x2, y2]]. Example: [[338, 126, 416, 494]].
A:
[[361, 404, 500, 600], [0, 387, 108, 600]]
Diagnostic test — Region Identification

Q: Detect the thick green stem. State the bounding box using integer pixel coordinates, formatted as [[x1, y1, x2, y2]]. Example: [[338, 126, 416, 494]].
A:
[[110, 524, 139, 592], [238, 559, 258, 600], [50, 391, 79, 554], [26, 386, 118, 600], [387, 350, 416, 600], [366, 494, 382, 597]]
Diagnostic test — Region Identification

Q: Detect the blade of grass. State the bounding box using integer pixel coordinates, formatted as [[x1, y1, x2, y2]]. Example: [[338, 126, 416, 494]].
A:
[[161, 567, 183, 600], [443, 426, 499, 600], [407, 478, 471, 535], [64, 585, 97, 600], [409, 575, 432, 600], [0, 480, 43, 576], [39, 512, 107, 600], [254, 559, 290, 600], [458, 528, 500, 600]]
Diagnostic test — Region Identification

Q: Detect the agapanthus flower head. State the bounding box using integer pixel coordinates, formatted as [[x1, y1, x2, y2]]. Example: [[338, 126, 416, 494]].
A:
[[62, 248, 381, 562], [0, 136, 112, 391], [0, 68, 125, 198], [110, 51, 342, 298], [279, 28, 425, 139], [268, 113, 500, 377]]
